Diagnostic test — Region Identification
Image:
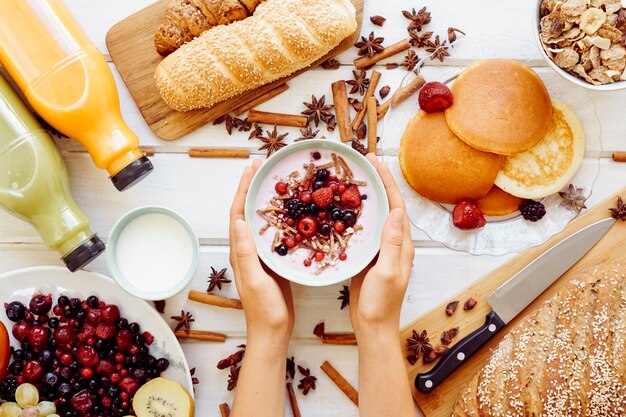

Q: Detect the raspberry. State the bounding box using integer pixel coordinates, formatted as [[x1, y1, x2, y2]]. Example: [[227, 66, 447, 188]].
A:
[[340, 186, 362, 208], [312, 187, 333, 208], [418, 81, 454, 113], [519, 200, 546, 222], [452, 201, 486, 230]]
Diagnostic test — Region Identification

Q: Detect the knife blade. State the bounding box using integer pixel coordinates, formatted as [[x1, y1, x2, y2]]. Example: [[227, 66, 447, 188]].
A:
[[415, 217, 616, 393]]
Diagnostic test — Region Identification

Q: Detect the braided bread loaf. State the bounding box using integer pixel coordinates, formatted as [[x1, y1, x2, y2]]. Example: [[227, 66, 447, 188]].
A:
[[155, 0, 357, 112], [154, 0, 264, 56], [452, 263, 626, 417]]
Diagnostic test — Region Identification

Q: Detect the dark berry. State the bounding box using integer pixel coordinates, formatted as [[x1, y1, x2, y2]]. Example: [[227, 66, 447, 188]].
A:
[[0, 376, 19, 401], [361, 194, 368, 200], [330, 209, 343, 221], [313, 180, 324, 190], [128, 322, 140, 334], [43, 372, 58, 387], [519, 200, 546, 222], [343, 210, 356, 227], [29, 294, 52, 315], [156, 358, 170, 372], [5, 301, 26, 322], [320, 224, 331, 236], [315, 168, 329, 180], [69, 298, 82, 311], [58, 295, 70, 307], [116, 318, 129, 330], [86, 296, 99, 308], [48, 317, 60, 328], [276, 244, 289, 256], [9, 361, 23, 375], [311, 151, 321, 160], [39, 349, 53, 365]]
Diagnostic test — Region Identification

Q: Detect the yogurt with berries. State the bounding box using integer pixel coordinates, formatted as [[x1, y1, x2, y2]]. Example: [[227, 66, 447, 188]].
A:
[[248, 142, 385, 285]]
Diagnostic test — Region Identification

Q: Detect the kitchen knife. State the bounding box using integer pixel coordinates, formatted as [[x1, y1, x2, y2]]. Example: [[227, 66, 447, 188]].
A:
[[415, 217, 616, 393]]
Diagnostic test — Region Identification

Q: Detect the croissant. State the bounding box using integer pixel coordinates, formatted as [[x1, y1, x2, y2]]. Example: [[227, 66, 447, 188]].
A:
[[154, 0, 265, 56], [155, 0, 357, 112], [452, 263, 626, 417]]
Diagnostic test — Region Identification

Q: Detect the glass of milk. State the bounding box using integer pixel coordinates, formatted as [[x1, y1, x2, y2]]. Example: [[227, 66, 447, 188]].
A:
[[107, 206, 199, 300]]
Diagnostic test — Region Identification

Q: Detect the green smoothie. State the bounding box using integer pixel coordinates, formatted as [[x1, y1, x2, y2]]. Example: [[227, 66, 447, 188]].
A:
[[0, 74, 104, 271]]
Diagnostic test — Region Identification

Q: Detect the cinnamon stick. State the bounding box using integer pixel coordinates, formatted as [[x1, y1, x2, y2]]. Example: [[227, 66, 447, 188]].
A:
[[175, 330, 226, 342], [188, 290, 243, 310], [248, 110, 308, 128], [354, 39, 411, 70], [320, 361, 359, 406], [188, 148, 250, 158], [352, 70, 381, 131], [219, 403, 231, 417], [613, 152, 626, 162], [377, 75, 426, 120], [321, 333, 357, 345], [286, 383, 302, 417], [332, 80, 353, 142], [233, 84, 289, 116], [366, 96, 378, 154]]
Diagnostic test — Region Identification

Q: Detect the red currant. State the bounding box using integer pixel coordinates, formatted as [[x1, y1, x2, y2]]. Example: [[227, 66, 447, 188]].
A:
[[339, 252, 347, 261], [300, 191, 312, 204], [334, 221, 346, 233], [275, 182, 288, 195], [338, 184, 347, 194], [284, 237, 296, 249], [303, 259, 312, 267], [286, 218, 296, 227], [80, 367, 94, 379], [295, 234, 304, 242], [314, 251, 324, 262]]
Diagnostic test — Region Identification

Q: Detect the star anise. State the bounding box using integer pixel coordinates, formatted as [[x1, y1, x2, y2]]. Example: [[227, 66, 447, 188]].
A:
[[257, 125, 288, 157], [170, 310, 194, 332], [351, 140, 367, 156], [610, 196, 626, 221], [233, 117, 251, 132], [402, 7, 431, 31], [248, 122, 263, 140], [441, 327, 459, 345], [408, 29, 433, 48], [294, 126, 320, 142], [297, 365, 317, 395], [313, 322, 325, 338], [190, 367, 199, 385], [286, 356, 296, 380], [301, 95, 334, 127], [559, 184, 587, 211], [426, 35, 450, 63], [217, 344, 246, 369], [354, 31, 385, 57], [321, 58, 340, 70], [346, 70, 370, 95], [153, 300, 166, 313], [338, 285, 350, 310], [348, 97, 363, 112], [326, 115, 336, 133], [385, 62, 400, 70], [403, 49, 420, 71], [227, 365, 240, 391], [447, 27, 466, 46], [213, 113, 235, 135], [207, 266, 231, 292], [407, 330, 433, 360]]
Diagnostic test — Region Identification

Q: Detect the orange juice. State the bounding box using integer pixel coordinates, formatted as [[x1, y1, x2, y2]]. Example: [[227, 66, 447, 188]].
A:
[[0, 0, 153, 191]]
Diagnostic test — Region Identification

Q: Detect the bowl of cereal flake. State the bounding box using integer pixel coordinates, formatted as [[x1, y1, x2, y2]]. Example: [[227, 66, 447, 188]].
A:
[[534, 0, 626, 91]]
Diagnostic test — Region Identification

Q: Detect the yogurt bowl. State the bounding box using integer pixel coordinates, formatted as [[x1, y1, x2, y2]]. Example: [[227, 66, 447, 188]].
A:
[[107, 206, 199, 300], [245, 139, 389, 286]]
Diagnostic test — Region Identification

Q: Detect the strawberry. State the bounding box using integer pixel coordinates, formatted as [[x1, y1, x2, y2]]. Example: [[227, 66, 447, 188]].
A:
[[340, 185, 362, 208], [418, 81, 454, 113], [312, 187, 333, 208], [452, 201, 486, 230]]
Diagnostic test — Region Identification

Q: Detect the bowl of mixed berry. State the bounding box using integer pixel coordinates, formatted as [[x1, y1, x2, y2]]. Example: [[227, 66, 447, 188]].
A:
[[245, 139, 389, 286]]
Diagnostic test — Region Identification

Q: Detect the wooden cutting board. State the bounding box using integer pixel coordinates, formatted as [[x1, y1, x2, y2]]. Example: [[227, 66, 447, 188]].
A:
[[106, 0, 364, 141], [401, 187, 626, 417]]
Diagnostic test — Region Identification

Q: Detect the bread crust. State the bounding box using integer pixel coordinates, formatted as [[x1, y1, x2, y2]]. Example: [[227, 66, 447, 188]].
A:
[[453, 264, 626, 416], [155, 0, 357, 112]]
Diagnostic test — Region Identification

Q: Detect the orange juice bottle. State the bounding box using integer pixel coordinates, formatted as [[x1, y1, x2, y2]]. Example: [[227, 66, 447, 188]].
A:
[[0, 0, 153, 191]]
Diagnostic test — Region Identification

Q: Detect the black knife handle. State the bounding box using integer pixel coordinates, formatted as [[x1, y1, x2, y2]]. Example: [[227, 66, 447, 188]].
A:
[[415, 310, 505, 393]]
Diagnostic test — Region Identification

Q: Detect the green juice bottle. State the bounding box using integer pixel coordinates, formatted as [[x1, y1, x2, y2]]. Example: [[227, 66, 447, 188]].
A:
[[0, 74, 105, 271]]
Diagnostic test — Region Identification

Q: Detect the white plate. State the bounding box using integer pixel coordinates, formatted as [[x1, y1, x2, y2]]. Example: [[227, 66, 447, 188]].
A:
[[0, 266, 193, 396]]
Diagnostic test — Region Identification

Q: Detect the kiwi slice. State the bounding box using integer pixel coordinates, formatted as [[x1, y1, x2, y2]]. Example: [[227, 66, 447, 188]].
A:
[[133, 378, 194, 417]]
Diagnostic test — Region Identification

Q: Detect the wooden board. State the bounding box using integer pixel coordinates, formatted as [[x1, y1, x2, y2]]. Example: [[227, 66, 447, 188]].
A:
[[400, 187, 626, 417], [105, 0, 363, 141]]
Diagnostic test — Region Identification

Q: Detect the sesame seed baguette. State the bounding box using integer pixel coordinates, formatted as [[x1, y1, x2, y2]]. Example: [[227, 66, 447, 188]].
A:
[[155, 0, 264, 56], [454, 264, 626, 416], [155, 0, 357, 112]]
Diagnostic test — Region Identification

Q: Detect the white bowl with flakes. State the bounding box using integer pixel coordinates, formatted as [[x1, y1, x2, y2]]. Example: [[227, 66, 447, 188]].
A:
[[533, 0, 626, 91]]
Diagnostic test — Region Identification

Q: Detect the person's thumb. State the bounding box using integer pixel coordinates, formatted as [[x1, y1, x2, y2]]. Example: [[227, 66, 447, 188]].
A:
[[234, 219, 264, 279], [376, 208, 404, 274]]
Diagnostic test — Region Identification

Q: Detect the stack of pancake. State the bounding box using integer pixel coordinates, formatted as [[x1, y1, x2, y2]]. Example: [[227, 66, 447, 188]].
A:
[[399, 59, 585, 216]]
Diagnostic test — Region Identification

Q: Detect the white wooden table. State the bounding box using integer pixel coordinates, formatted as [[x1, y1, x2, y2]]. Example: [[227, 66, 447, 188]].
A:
[[1, 1, 625, 415]]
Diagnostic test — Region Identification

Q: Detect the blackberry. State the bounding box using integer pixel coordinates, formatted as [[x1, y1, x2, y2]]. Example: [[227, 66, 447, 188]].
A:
[[0, 376, 19, 401], [519, 200, 546, 222]]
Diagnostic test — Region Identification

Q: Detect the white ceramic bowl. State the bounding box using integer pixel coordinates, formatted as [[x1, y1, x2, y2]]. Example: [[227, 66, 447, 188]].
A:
[[533, 0, 626, 91], [245, 139, 389, 286], [107, 206, 199, 300]]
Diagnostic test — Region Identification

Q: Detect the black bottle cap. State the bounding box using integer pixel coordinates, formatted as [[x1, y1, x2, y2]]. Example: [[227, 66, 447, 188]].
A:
[[62, 235, 106, 272], [110, 156, 154, 192]]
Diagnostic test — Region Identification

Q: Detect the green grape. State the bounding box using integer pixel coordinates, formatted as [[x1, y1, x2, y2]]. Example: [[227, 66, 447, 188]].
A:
[[47, 415, 61, 417], [15, 383, 39, 408], [18, 406, 40, 417], [37, 401, 57, 416], [0, 402, 23, 417]]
